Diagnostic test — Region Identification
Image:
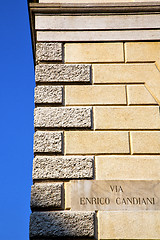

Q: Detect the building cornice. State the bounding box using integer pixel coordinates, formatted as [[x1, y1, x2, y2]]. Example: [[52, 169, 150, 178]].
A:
[[29, 2, 160, 14], [28, 1, 160, 64]]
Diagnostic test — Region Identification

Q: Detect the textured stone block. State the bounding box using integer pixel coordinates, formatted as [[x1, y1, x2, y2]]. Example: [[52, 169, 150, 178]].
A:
[[94, 106, 160, 130], [32, 156, 94, 179], [93, 63, 158, 83], [34, 86, 63, 104], [34, 131, 62, 153], [35, 64, 91, 83], [131, 131, 160, 154], [30, 211, 95, 238], [127, 85, 157, 105], [34, 107, 92, 128], [65, 131, 129, 154], [65, 43, 124, 63], [30, 183, 63, 209], [65, 85, 126, 105], [98, 211, 160, 239], [36, 43, 62, 61], [96, 156, 160, 180]]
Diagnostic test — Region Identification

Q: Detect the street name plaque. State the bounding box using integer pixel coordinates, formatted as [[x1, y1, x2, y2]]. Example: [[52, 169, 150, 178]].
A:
[[70, 180, 160, 211]]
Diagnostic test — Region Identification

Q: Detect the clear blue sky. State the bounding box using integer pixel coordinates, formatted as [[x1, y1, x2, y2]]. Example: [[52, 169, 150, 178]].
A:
[[0, 1, 34, 239]]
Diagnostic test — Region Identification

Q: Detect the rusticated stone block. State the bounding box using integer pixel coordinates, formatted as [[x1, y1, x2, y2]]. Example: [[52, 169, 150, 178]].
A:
[[32, 156, 94, 179], [30, 211, 95, 238], [34, 86, 63, 104], [35, 64, 91, 83], [36, 42, 62, 61], [30, 183, 63, 210], [34, 107, 92, 128], [34, 131, 62, 153]]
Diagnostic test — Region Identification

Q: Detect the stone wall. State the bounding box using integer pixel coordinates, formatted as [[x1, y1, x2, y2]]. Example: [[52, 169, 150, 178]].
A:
[[29, 1, 160, 239]]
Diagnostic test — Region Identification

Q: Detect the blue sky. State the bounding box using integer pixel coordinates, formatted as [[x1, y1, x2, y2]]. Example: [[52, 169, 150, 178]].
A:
[[0, 1, 34, 239]]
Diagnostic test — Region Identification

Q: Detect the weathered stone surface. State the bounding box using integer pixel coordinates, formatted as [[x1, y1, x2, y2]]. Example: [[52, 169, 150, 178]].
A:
[[93, 63, 158, 84], [34, 107, 92, 128], [65, 182, 71, 209], [36, 15, 160, 30], [32, 156, 94, 179], [65, 131, 129, 154], [70, 180, 160, 211], [34, 86, 63, 104], [31, 183, 63, 209], [35, 64, 91, 83], [65, 85, 126, 105], [30, 211, 95, 238], [94, 106, 160, 129], [96, 156, 160, 180], [36, 43, 62, 61], [65, 43, 124, 63], [131, 131, 160, 154], [37, 30, 160, 42], [98, 211, 160, 239], [34, 131, 62, 153], [93, 63, 160, 104], [127, 85, 157, 105], [125, 42, 160, 68]]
